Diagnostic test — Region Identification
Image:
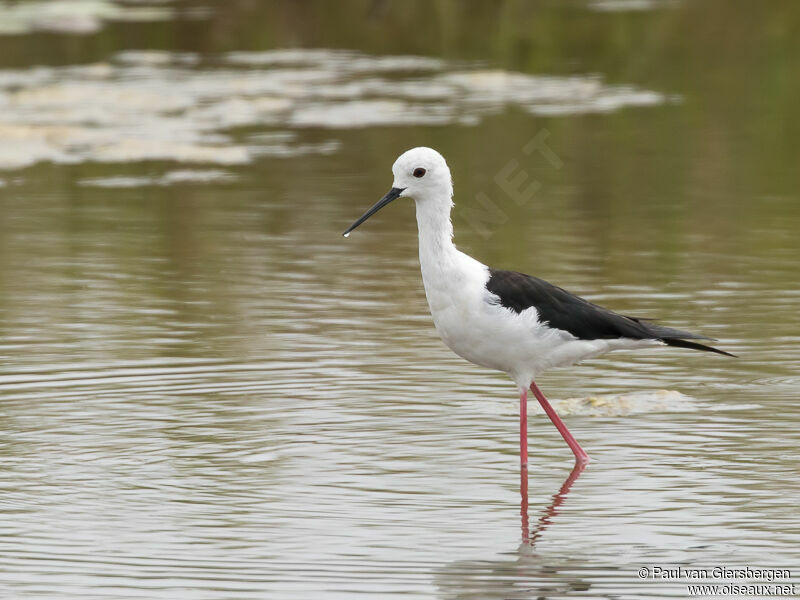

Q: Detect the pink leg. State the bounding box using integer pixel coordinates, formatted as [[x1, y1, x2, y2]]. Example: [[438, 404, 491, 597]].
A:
[[520, 465, 529, 541], [520, 388, 529, 531], [530, 381, 590, 465], [520, 388, 528, 470]]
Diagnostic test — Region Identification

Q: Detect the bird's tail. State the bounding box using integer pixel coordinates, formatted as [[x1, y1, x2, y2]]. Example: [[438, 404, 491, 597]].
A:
[[632, 319, 736, 357], [662, 337, 736, 357]]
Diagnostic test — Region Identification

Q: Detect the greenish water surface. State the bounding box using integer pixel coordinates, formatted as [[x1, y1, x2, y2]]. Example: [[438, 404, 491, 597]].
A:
[[0, 1, 798, 598]]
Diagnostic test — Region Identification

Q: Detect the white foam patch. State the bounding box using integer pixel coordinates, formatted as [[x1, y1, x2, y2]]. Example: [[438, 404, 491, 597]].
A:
[[0, 49, 672, 171], [0, 0, 175, 36], [454, 388, 714, 421], [115, 50, 200, 66], [589, 0, 675, 11], [440, 70, 665, 116], [551, 389, 698, 416], [225, 49, 445, 72], [79, 169, 234, 188], [289, 100, 455, 128], [159, 169, 233, 184], [78, 176, 153, 188]]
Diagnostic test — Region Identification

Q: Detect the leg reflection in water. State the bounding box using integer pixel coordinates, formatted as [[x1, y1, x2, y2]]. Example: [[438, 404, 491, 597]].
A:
[[521, 461, 587, 545]]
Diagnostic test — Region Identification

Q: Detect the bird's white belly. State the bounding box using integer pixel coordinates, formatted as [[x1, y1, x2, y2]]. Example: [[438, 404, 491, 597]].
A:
[[418, 248, 658, 387], [425, 281, 654, 386], [432, 302, 521, 372], [427, 285, 562, 374]]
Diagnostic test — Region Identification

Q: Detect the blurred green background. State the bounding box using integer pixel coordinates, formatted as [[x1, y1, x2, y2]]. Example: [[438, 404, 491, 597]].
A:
[[1, 2, 798, 599]]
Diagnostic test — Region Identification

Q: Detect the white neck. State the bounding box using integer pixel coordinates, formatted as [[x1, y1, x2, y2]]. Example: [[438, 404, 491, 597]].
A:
[[414, 194, 459, 282], [415, 194, 455, 247]]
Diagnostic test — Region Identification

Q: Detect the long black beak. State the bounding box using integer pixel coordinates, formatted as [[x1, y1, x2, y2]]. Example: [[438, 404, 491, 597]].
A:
[[342, 187, 405, 237]]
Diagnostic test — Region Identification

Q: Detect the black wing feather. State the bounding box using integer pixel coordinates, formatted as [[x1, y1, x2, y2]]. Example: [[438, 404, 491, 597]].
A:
[[485, 269, 734, 357]]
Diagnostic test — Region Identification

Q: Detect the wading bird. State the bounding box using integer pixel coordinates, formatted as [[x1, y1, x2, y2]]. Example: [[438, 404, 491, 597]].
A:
[[343, 147, 732, 471]]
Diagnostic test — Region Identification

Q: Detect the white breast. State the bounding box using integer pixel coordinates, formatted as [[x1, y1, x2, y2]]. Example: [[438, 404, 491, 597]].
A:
[[411, 193, 657, 389], [419, 248, 656, 388]]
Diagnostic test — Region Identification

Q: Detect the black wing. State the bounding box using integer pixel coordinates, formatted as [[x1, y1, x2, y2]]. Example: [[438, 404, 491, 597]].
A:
[[485, 269, 734, 357]]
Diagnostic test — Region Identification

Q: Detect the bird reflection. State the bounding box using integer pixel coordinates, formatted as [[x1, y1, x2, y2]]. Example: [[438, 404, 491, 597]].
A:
[[521, 461, 587, 545], [434, 462, 592, 599]]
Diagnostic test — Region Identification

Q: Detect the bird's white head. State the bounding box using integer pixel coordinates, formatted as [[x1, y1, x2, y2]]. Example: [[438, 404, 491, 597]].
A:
[[391, 147, 452, 202], [343, 147, 453, 237]]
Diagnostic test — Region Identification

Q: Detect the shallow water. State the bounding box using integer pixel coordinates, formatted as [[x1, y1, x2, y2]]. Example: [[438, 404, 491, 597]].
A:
[[1, 1, 799, 598]]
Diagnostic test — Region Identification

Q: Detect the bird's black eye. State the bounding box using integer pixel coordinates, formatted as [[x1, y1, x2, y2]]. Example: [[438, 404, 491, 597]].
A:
[[413, 167, 426, 178]]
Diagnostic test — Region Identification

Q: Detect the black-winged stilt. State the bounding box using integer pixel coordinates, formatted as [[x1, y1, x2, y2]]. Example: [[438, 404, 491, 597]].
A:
[[343, 147, 733, 472]]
